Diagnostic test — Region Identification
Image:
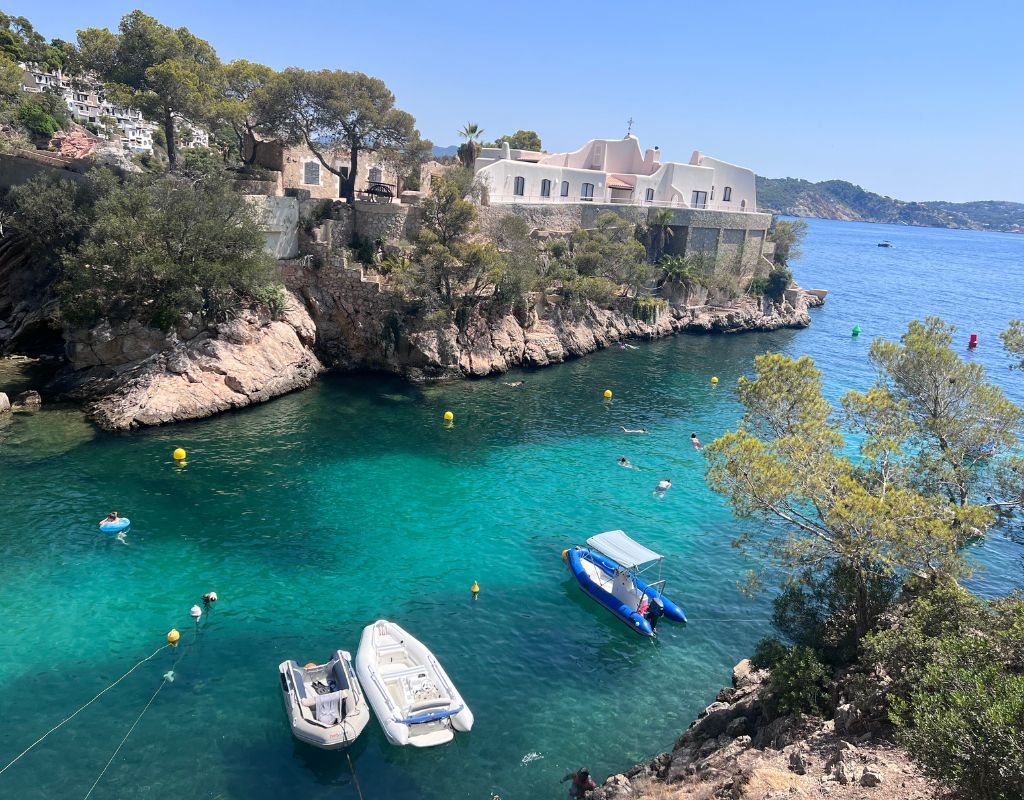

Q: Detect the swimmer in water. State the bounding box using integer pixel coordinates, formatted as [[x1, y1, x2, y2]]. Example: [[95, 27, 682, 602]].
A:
[[621, 426, 648, 434], [654, 478, 672, 494], [617, 456, 640, 470], [100, 511, 120, 527], [690, 432, 703, 449]]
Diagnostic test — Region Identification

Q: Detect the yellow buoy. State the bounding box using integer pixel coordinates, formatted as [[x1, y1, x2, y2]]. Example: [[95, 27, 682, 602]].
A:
[[561, 548, 569, 562], [167, 628, 180, 646], [603, 389, 613, 399], [173, 448, 187, 461], [710, 376, 719, 385], [443, 410, 454, 423], [471, 580, 480, 594]]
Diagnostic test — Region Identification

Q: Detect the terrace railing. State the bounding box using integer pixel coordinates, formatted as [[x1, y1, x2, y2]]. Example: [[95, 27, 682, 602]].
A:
[[484, 193, 758, 213]]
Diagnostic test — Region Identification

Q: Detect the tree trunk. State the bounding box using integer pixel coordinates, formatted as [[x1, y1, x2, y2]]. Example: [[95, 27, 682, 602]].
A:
[[854, 566, 869, 642], [163, 107, 177, 171], [346, 147, 359, 204]]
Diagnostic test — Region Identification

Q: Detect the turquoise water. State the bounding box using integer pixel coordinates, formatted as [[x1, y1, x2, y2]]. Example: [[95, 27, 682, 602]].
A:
[[1, 218, 1023, 799]]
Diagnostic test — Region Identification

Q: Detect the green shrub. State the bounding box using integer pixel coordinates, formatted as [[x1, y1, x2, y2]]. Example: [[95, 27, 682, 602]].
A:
[[56, 170, 276, 329], [632, 295, 666, 323], [897, 661, 1024, 800], [765, 645, 830, 717], [16, 103, 61, 137], [864, 588, 1024, 799], [751, 636, 789, 671], [764, 266, 793, 302], [747, 276, 769, 296], [563, 276, 616, 308], [14, 88, 70, 138]]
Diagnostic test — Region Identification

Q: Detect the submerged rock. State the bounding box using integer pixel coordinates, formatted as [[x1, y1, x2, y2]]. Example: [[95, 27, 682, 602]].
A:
[[12, 389, 42, 410]]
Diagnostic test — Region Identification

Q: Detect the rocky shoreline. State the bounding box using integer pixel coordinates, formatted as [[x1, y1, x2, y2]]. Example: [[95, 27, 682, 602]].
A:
[[590, 660, 939, 800], [33, 285, 819, 430]]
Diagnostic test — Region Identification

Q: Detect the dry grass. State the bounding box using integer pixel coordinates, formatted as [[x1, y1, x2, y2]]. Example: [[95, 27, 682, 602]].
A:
[[637, 783, 717, 800], [739, 766, 809, 798]]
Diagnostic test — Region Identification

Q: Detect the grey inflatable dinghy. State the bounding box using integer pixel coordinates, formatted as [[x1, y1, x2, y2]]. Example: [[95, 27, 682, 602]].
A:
[[278, 650, 370, 749]]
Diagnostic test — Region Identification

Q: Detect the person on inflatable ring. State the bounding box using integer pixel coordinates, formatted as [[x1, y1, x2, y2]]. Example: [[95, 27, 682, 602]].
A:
[[100, 511, 120, 526]]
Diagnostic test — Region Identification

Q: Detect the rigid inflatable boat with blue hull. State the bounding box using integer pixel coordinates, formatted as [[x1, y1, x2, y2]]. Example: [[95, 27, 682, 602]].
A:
[[564, 530, 687, 636]]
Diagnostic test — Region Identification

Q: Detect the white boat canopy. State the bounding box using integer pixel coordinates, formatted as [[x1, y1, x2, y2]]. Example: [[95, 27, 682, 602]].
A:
[[587, 530, 662, 568]]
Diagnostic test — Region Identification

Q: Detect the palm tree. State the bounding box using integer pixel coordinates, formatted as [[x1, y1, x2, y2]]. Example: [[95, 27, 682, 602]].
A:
[[650, 209, 675, 261], [457, 122, 485, 168], [458, 122, 484, 143]]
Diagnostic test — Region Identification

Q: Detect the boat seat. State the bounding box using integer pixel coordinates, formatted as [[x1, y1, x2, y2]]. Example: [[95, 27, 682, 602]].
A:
[[291, 668, 311, 704], [407, 695, 452, 713], [314, 690, 343, 725], [380, 663, 428, 679]]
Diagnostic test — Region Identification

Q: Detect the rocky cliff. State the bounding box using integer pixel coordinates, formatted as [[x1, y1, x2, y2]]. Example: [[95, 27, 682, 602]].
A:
[[54, 292, 323, 430], [32, 261, 818, 430], [590, 660, 938, 800], [284, 259, 817, 383]]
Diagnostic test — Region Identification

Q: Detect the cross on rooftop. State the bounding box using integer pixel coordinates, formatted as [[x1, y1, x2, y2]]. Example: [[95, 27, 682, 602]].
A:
[[626, 117, 635, 135]]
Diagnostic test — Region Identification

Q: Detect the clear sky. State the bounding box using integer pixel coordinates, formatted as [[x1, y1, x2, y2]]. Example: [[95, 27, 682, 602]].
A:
[[7, 0, 1023, 202]]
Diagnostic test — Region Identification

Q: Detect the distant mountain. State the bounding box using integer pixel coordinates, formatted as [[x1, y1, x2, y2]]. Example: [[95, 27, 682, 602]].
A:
[[756, 177, 1024, 233], [432, 144, 459, 158]]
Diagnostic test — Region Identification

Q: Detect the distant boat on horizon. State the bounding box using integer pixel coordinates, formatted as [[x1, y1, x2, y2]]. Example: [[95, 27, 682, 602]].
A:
[[877, 241, 893, 247]]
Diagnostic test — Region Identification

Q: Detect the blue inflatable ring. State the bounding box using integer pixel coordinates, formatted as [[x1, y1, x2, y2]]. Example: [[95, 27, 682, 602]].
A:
[[99, 518, 131, 533]]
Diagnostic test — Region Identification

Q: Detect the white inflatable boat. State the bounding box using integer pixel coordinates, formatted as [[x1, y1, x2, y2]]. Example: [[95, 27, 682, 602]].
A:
[[278, 650, 370, 750], [355, 620, 473, 747]]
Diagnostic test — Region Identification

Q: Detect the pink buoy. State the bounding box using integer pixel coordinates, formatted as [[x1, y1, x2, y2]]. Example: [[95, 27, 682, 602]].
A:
[[969, 333, 978, 349]]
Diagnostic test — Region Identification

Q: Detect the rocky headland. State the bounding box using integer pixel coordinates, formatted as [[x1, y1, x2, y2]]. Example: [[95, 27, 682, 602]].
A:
[[1, 257, 822, 430], [590, 660, 940, 800], [49, 293, 323, 430]]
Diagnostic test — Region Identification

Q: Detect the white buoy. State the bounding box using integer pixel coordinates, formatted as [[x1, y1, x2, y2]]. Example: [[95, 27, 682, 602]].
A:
[[190, 604, 202, 621], [202, 591, 218, 604]]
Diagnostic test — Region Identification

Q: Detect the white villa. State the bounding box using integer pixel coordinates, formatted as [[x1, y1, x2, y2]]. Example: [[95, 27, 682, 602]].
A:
[[473, 135, 757, 212]]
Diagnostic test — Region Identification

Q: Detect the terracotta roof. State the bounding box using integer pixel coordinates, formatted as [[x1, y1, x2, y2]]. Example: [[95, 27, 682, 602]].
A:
[[606, 175, 634, 190], [516, 152, 543, 162]]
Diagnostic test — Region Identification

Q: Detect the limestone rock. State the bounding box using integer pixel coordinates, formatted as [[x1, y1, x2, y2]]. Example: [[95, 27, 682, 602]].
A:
[[834, 702, 862, 735], [12, 389, 41, 409], [0, 392, 9, 414], [788, 748, 808, 775], [861, 765, 884, 787], [58, 291, 324, 430]]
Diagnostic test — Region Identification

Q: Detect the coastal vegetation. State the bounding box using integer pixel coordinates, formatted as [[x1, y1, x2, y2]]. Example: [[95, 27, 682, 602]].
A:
[[1002, 320, 1024, 369], [707, 317, 1024, 798], [757, 175, 1024, 233], [4, 167, 279, 329]]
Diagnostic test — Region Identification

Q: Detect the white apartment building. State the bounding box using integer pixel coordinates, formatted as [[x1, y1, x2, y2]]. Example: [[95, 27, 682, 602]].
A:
[[20, 65, 209, 155], [474, 135, 757, 212]]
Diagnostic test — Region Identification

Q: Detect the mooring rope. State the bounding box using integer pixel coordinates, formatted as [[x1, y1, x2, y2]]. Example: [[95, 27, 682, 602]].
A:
[[82, 676, 168, 800], [346, 751, 366, 800], [82, 639, 193, 799], [0, 644, 170, 777]]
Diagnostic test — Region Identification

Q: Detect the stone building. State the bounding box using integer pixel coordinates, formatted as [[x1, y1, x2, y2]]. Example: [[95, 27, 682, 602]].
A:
[[243, 135, 398, 201]]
